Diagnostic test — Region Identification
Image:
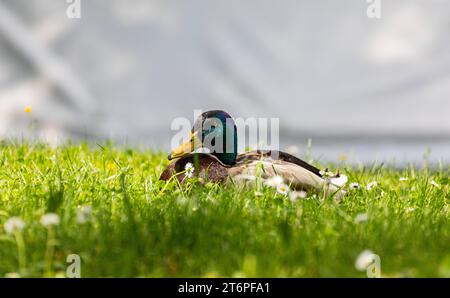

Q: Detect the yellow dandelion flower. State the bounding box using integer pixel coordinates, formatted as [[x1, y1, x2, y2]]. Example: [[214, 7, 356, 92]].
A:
[[338, 154, 348, 161], [24, 105, 32, 113], [106, 162, 116, 171]]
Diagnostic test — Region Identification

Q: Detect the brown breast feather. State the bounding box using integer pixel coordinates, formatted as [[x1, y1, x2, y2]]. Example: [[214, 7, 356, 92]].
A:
[[159, 153, 228, 183]]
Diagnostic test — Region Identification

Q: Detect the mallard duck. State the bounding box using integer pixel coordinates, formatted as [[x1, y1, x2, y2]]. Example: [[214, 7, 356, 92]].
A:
[[160, 110, 345, 200]]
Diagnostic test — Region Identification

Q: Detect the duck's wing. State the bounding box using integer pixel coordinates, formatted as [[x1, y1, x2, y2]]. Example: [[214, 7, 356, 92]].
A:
[[236, 150, 322, 177], [233, 150, 345, 200], [160, 160, 177, 181]]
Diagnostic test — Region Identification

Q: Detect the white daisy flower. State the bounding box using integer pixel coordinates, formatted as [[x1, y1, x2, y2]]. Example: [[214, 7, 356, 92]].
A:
[[40, 213, 60, 227], [354, 213, 368, 224], [399, 177, 408, 181], [443, 205, 449, 214], [77, 205, 92, 224], [430, 180, 440, 188], [349, 182, 361, 190], [366, 181, 378, 190], [355, 250, 377, 271], [276, 183, 290, 196], [4, 217, 25, 235], [330, 174, 348, 187], [289, 190, 307, 201], [265, 175, 284, 187], [184, 162, 195, 178], [405, 207, 416, 213], [176, 197, 188, 206]]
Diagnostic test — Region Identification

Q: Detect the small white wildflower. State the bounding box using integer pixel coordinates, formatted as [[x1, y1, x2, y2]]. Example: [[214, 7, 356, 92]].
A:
[[77, 205, 92, 224], [4, 217, 25, 235], [443, 204, 449, 214], [330, 174, 348, 187], [366, 181, 378, 190], [176, 197, 188, 206], [349, 182, 361, 190], [354, 213, 368, 224], [355, 250, 377, 271], [265, 175, 284, 187], [289, 190, 307, 201], [184, 162, 195, 178], [430, 180, 440, 188], [399, 177, 408, 182], [405, 207, 416, 213], [40, 213, 60, 227], [276, 183, 290, 196]]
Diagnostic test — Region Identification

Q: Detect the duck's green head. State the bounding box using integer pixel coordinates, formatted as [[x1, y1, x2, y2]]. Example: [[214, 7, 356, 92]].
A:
[[168, 110, 238, 165]]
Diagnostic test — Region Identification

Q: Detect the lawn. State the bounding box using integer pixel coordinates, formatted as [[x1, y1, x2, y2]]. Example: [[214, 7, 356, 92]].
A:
[[0, 142, 448, 277]]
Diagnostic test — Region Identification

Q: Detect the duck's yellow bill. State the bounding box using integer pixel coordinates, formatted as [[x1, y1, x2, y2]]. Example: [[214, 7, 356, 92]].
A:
[[168, 131, 200, 160]]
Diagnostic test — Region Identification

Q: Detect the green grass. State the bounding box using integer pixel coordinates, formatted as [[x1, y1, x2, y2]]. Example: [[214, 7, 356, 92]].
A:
[[0, 142, 448, 277]]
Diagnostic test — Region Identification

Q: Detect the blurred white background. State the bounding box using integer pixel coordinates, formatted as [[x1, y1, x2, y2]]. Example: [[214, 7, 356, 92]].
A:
[[0, 0, 449, 164]]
